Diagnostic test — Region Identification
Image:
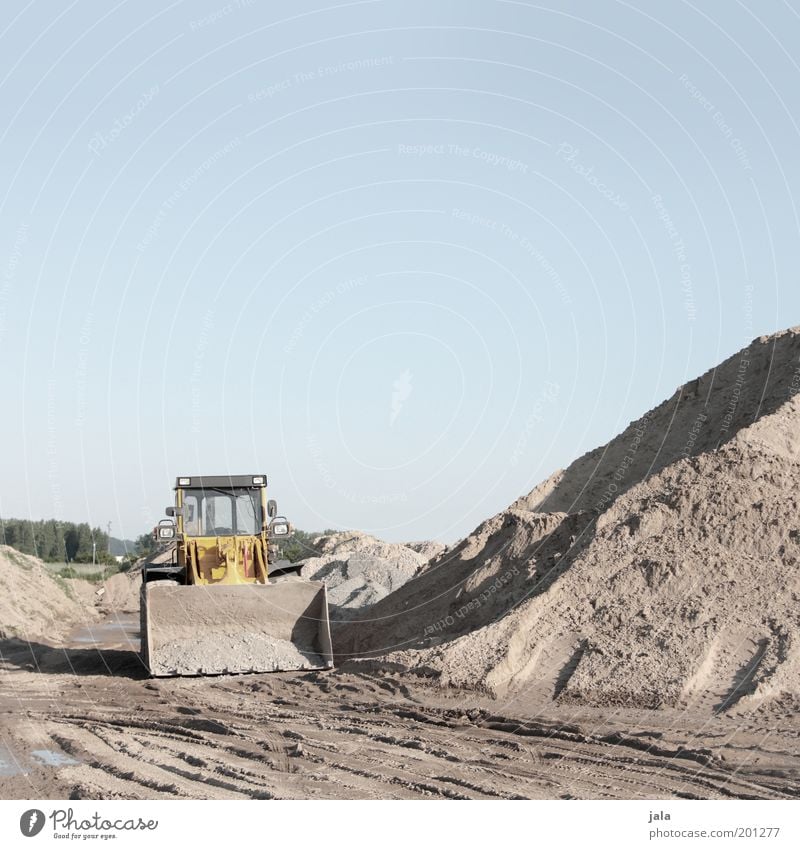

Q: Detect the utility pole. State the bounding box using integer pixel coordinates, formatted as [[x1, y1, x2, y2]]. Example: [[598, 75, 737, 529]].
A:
[[106, 521, 112, 578]]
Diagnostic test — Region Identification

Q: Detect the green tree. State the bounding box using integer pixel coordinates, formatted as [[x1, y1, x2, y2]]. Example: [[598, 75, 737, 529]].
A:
[[135, 532, 156, 557], [2, 517, 117, 564], [278, 529, 337, 563], [63, 526, 79, 561]]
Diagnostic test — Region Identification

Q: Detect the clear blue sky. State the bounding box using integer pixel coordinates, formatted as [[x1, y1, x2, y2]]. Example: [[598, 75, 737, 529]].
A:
[[1, 0, 798, 543]]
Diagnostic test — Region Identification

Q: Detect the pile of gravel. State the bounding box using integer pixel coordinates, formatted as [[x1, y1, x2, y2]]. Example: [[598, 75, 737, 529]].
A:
[[299, 531, 435, 618]]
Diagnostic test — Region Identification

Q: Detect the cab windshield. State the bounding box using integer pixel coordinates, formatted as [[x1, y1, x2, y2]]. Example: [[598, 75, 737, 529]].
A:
[[181, 487, 262, 536]]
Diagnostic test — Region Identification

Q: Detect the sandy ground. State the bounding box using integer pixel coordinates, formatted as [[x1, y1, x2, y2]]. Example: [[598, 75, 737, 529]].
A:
[[1, 617, 799, 800]]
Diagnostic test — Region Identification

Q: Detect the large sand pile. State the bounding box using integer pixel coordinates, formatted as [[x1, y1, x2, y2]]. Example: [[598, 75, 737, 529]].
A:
[[299, 531, 429, 617], [405, 540, 447, 561], [512, 327, 799, 514], [0, 547, 91, 640], [338, 327, 800, 713], [0, 547, 142, 641]]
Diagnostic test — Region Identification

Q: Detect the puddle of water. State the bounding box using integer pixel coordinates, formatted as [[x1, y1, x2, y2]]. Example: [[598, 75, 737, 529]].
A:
[[69, 615, 140, 650], [30, 749, 80, 768], [0, 743, 28, 777]]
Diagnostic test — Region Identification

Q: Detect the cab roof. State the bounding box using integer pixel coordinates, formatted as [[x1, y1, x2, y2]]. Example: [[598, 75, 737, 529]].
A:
[[174, 475, 267, 489]]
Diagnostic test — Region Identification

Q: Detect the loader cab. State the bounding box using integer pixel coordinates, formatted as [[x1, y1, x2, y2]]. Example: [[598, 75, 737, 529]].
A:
[[172, 475, 269, 538], [161, 475, 291, 586], [180, 487, 262, 537], [143, 474, 290, 586]]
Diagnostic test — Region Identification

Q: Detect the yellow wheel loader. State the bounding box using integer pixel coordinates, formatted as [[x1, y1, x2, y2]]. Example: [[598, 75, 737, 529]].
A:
[[140, 475, 333, 677]]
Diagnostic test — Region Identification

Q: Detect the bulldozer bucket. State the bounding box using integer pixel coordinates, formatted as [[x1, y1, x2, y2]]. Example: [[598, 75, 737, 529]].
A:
[[140, 580, 334, 677]]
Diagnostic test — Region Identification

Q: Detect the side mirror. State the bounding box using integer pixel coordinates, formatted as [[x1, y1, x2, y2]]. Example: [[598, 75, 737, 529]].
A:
[[166, 506, 184, 518], [165, 506, 175, 517], [267, 499, 278, 519], [269, 516, 291, 537]]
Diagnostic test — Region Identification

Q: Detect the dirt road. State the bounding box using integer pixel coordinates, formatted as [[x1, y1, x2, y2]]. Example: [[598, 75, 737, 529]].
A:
[[1, 617, 798, 800]]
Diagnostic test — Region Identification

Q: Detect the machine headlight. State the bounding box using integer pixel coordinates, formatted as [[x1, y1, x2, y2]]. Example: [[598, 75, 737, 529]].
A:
[[252, 476, 265, 485], [271, 522, 289, 536], [178, 477, 191, 486]]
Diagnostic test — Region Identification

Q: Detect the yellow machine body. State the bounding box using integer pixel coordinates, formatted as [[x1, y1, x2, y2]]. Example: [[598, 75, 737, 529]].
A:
[[140, 475, 333, 677]]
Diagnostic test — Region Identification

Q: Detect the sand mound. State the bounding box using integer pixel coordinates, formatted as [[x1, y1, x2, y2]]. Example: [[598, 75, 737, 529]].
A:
[[95, 570, 140, 613], [405, 541, 447, 561], [300, 531, 427, 617], [338, 511, 592, 655], [514, 327, 800, 514], [0, 547, 93, 640], [338, 327, 800, 713], [0, 548, 140, 643]]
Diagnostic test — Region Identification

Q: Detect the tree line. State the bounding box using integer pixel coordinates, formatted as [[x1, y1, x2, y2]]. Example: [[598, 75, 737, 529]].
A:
[[0, 518, 114, 564], [1, 518, 337, 565]]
